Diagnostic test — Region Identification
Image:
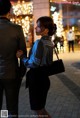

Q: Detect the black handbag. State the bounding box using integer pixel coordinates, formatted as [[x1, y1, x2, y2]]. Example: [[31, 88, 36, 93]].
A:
[[47, 49, 65, 76], [31, 49, 65, 76], [45, 59, 65, 76]]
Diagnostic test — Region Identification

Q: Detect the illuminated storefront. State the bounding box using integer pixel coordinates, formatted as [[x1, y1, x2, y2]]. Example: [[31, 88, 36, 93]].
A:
[[10, 0, 33, 47]]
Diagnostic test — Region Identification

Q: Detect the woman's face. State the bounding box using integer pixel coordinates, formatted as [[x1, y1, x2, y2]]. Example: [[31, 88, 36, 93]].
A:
[[35, 21, 48, 36]]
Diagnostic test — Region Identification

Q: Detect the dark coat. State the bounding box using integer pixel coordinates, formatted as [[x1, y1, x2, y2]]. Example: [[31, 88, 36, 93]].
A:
[[0, 17, 27, 79]]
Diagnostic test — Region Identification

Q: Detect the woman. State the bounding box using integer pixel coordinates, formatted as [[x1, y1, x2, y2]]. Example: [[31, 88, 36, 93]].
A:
[[0, 0, 27, 117], [17, 16, 57, 118]]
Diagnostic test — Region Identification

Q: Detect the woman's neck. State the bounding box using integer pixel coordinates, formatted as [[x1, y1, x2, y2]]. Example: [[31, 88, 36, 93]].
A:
[[41, 34, 48, 37]]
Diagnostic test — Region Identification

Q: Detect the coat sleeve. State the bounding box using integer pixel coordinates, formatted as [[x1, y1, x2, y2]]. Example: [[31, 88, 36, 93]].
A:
[[17, 26, 27, 78]]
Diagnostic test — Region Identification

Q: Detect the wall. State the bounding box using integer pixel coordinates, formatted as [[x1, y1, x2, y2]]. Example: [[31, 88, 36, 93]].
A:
[[33, 0, 50, 40]]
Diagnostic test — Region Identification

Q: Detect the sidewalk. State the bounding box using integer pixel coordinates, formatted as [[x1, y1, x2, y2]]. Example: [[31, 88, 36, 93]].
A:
[[1, 51, 80, 118]]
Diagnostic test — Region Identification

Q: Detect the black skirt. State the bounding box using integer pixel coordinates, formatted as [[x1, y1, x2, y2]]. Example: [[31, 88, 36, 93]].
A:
[[26, 68, 50, 110]]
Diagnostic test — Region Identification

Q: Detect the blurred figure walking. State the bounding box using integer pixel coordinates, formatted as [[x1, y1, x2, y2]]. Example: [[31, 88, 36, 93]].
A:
[[67, 29, 75, 52]]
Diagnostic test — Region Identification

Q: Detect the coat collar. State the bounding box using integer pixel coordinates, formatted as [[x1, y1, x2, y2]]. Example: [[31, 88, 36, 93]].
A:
[[41, 36, 51, 41], [0, 17, 10, 22]]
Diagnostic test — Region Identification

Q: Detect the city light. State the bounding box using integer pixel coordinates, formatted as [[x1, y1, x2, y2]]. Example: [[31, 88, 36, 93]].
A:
[[10, 0, 33, 37], [12, 0, 33, 16]]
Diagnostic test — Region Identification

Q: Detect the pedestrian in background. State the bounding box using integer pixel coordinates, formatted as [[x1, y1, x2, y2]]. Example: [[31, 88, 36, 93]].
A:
[[54, 35, 60, 54], [60, 36, 64, 52], [16, 16, 57, 118], [0, 0, 27, 117], [67, 29, 75, 52]]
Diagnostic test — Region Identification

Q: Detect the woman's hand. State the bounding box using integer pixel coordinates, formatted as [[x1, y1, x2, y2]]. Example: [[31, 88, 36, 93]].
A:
[[16, 50, 23, 58]]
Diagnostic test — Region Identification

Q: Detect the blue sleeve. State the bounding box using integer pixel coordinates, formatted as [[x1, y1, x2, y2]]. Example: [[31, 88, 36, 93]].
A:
[[22, 40, 43, 68]]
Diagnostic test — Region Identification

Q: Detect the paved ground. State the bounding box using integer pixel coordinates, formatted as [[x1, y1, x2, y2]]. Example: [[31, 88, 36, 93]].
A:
[[1, 50, 80, 118]]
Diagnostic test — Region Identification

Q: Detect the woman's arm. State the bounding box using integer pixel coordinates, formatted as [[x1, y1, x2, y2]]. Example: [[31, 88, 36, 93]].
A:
[[16, 40, 44, 68]]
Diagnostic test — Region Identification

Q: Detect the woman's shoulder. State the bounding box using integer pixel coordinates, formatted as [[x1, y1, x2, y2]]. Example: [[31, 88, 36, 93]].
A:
[[34, 39, 43, 46], [32, 39, 43, 52]]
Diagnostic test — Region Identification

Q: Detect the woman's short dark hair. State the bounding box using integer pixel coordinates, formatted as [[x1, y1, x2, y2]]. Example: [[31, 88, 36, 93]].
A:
[[37, 16, 57, 36], [0, 0, 11, 15]]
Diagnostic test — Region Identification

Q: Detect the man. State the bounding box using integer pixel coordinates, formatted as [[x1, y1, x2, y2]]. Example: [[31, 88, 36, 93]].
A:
[[0, 0, 27, 117], [67, 29, 75, 52]]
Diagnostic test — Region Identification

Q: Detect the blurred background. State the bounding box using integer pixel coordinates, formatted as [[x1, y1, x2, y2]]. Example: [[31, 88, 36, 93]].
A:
[[9, 0, 80, 51]]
